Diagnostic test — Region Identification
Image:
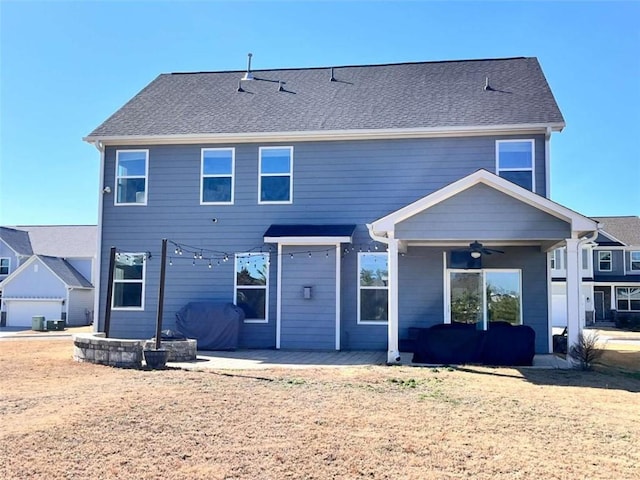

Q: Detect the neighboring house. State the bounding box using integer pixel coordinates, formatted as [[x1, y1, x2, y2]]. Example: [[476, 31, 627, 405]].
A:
[[551, 216, 640, 326], [84, 57, 598, 362], [0, 226, 96, 327]]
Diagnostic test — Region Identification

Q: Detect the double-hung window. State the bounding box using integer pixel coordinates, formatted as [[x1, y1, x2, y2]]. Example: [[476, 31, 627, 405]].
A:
[[598, 251, 612, 271], [0, 258, 9, 275], [235, 253, 269, 323], [496, 140, 535, 192], [630, 251, 640, 271], [116, 150, 148, 205], [259, 147, 293, 203], [358, 253, 389, 324], [201, 148, 234, 204], [112, 253, 146, 310], [616, 287, 640, 311]]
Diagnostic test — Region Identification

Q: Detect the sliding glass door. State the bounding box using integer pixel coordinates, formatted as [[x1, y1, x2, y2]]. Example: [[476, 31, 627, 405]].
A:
[[448, 270, 522, 329]]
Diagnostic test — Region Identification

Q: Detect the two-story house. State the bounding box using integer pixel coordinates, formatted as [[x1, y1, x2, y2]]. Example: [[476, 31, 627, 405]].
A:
[[551, 216, 640, 327], [84, 57, 598, 362], [0, 225, 96, 327]]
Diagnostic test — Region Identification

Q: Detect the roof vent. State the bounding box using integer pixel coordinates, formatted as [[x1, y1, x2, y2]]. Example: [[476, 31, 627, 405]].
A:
[[237, 81, 245, 93], [242, 53, 254, 81], [483, 76, 493, 91], [330, 67, 336, 82], [278, 80, 284, 92]]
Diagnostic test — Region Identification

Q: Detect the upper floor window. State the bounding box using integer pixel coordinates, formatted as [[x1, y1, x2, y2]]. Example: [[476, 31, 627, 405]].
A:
[[112, 253, 146, 310], [259, 147, 293, 204], [201, 148, 234, 204], [235, 253, 269, 323], [116, 150, 148, 205], [598, 251, 612, 271], [631, 251, 640, 271], [0, 258, 9, 275], [496, 140, 535, 192], [358, 253, 389, 324]]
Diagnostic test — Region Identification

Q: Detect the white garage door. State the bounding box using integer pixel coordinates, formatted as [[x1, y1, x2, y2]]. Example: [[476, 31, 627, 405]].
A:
[[6, 300, 63, 327]]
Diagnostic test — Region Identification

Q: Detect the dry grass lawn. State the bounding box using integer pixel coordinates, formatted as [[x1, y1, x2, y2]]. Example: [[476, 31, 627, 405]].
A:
[[1, 339, 639, 480]]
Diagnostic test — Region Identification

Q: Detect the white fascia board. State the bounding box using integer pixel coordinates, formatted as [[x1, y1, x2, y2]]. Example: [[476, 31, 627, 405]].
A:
[[0, 255, 38, 287], [595, 229, 627, 246], [370, 169, 598, 236], [2, 296, 65, 301], [264, 236, 352, 245], [83, 123, 564, 147]]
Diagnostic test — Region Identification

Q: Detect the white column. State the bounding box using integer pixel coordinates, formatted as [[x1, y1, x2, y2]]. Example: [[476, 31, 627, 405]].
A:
[[565, 238, 581, 354], [387, 236, 400, 363]]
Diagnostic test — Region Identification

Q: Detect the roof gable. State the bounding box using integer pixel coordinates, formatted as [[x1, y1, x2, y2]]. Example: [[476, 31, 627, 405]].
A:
[[592, 216, 640, 246], [1, 255, 93, 289], [370, 169, 598, 237], [87, 57, 564, 141]]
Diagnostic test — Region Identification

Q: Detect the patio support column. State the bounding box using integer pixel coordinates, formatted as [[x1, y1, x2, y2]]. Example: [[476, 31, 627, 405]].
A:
[[387, 235, 400, 364], [565, 238, 581, 356]]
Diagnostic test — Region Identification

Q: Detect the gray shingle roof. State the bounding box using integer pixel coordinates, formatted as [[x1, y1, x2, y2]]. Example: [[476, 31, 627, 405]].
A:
[[87, 57, 564, 138], [8, 225, 96, 258], [39, 256, 93, 288], [0, 227, 34, 256], [593, 216, 640, 246]]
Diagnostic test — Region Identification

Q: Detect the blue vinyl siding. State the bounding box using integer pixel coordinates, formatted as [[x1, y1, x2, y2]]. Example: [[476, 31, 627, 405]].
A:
[[594, 249, 625, 277], [99, 134, 551, 347]]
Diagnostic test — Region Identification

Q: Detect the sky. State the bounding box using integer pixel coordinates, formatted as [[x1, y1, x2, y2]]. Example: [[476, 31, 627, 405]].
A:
[[1, 0, 639, 226]]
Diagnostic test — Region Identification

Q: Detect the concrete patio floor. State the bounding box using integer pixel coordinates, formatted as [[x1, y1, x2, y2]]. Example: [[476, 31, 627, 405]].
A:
[[168, 349, 570, 370]]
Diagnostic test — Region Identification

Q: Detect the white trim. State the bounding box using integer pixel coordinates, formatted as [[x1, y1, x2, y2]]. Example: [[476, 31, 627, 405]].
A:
[[115, 149, 149, 206], [276, 244, 282, 348], [357, 252, 389, 325], [547, 251, 554, 353], [0, 257, 10, 276], [443, 251, 449, 324], [84, 123, 565, 146], [369, 169, 598, 235], [630, 251, 640, 272], [264, 236, 353, 245], [2, 296, 65, 301], [544, 127, 551, 198], [234, 252, 269, 324], [258, 146, 293, 205], [387, 236, 400, 363], [615, 286, 640, 312], [495, 139, 536, 193], [94, 142, 105, 332], [335, 244, 341, 350], [111, 252, 146, 311], [200, 147, 235, 205], [0, 255, 85, 290]]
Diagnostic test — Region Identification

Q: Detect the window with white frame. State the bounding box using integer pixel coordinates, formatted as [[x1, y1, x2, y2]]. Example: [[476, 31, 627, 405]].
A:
[[235, 253, 269, 322], [496, 140, 535, 192], [616, 287, 640, 311], [550, 249, 564, 271], [116, 150, 148, 205], [598, 251, 612, 271], [358, 252, 389, 324], [201, 148, 234, 204], [112, 253, 145, 309], [0, 258, 9, 275], [259, 147, 293, 203], [631, 251, 640, 271]]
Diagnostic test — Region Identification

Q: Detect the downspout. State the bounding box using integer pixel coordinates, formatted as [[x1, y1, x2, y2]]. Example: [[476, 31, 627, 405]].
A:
[[544, 126, 551, 198], [92, 140, 105, 333]]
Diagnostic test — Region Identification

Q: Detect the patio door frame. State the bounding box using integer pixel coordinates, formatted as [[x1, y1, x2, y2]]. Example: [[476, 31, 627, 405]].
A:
[[445, 268, 523, 328]]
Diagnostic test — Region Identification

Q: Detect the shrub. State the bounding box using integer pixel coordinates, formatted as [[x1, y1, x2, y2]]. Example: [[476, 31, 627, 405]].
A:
[[569, 331, 603, 370]]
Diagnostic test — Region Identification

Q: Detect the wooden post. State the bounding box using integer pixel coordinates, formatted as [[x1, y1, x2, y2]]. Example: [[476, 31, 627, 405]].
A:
[[103, 246, 116, 338], [155, 238, 168, 350]]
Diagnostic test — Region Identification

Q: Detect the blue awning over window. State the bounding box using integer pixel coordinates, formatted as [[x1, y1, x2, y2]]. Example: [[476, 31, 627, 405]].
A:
[[264, 224, 356, 244]]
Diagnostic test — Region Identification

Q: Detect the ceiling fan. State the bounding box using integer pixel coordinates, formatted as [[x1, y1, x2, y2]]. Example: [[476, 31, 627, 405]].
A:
[[468, 241, 504, 259]]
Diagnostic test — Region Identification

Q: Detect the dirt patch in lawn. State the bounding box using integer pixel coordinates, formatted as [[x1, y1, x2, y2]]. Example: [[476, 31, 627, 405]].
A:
[[1, 340, 639, 480]]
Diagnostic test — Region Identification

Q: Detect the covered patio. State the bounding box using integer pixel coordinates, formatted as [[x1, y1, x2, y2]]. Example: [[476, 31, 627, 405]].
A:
[[367, 170, 599, 364]]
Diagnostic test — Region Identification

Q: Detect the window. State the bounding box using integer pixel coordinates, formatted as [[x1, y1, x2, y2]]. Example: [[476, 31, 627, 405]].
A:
[[449, 270, 522, 328], [616, 287, 640, 311], [358, 253, 389, 324], [259, 146, 293, 203], [112, 253, 145, 309], [496, 140, 535, 191], [116, 150, 148, 205], [0, 258, 9, 275], [201, 148, 234, 204], [631, 251, 640, 271], [598, 251, 612, 271], [235, 253, 269, 323], [550, 249, 564, 271]]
